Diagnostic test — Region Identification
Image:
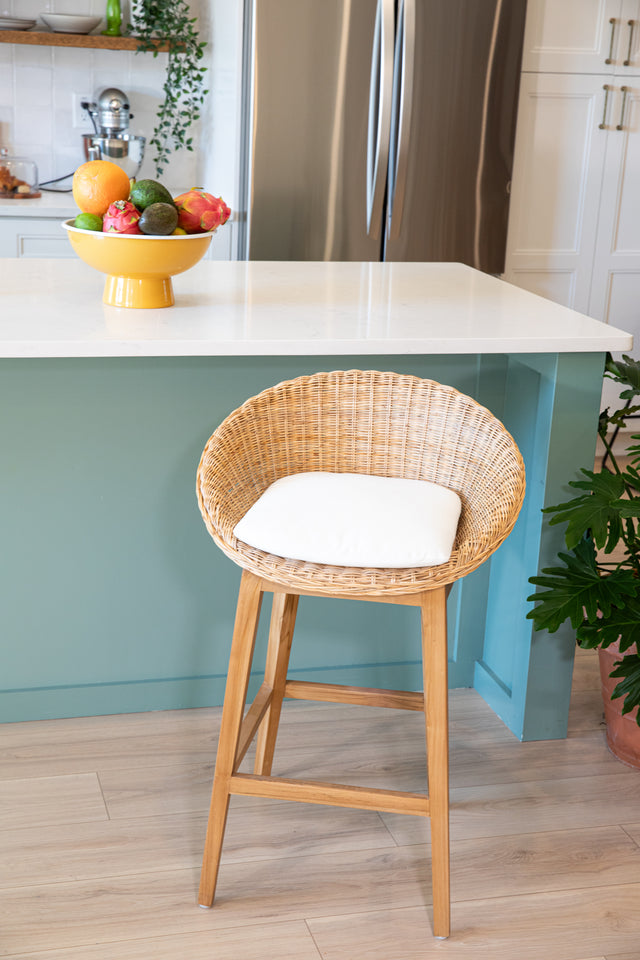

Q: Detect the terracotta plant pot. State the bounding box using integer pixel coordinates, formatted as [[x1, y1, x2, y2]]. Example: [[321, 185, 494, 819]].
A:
[[598, 641, 640, 769]]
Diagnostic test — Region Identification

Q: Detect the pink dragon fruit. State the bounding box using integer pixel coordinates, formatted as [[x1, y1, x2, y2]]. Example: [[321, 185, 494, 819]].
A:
[[103, 200, 142, 235], [173, 189, 231, 234]]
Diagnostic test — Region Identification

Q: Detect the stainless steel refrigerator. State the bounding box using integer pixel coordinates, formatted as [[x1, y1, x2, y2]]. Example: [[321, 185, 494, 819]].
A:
[[239, 0, 527, 271]]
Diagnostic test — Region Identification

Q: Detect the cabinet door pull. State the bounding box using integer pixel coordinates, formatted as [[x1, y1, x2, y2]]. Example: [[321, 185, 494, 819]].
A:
[[599, 84, 611, 128], [624, 19, 636, 65], [617, 85, 630, 130], [606, 17, 617, 63]]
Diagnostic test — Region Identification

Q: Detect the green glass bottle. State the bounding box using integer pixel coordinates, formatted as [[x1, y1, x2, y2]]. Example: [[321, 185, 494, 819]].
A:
[[102, 0, 122, 37]]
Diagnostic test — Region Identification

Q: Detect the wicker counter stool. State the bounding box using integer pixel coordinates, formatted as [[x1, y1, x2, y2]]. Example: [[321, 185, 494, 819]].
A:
[[195, 369, 525, 938]]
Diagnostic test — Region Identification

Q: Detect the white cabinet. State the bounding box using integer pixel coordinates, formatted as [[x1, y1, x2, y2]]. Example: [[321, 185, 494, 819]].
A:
[[588, 82, 640, 333], [505, 0, 640, 367], [0, 218, 75, 258], [503, 73, 610, 311], [522, 0, 640, 75]]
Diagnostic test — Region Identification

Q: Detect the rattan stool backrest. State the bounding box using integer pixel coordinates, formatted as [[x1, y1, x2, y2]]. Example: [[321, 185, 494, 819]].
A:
[[197, 370, 526, 596]]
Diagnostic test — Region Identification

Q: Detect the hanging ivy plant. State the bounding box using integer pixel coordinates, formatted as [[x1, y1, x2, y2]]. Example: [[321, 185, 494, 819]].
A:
[[128, 0, 209, 177]]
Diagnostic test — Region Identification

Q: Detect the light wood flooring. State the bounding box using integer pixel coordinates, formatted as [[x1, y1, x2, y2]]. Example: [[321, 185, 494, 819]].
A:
[[1, 647, 639, 959]]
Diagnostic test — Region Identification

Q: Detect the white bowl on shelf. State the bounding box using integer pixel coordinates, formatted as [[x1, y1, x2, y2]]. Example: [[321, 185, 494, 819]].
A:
[[39, 13, 102, 34], [0, 17, 37, 30]]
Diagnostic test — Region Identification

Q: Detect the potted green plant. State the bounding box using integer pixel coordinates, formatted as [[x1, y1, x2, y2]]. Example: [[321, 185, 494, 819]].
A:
[[128, 0, 209, 177], [527, 353, 640, 767]]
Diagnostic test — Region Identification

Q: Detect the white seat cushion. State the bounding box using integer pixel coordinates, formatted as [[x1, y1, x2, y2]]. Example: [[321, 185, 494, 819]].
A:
[[233, 472, 462, 568]]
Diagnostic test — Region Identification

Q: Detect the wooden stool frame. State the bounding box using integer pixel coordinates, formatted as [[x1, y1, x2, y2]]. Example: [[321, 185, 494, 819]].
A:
[[198, 570, 452, 938], [195, 370, 526, 940]]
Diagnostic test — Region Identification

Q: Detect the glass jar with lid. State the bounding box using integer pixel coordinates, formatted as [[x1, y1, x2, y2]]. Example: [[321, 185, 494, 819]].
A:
[[0, 149, 40, 198]]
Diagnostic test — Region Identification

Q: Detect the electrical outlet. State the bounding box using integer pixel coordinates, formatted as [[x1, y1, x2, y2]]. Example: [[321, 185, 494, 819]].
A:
[[72, 94, 94, 130]]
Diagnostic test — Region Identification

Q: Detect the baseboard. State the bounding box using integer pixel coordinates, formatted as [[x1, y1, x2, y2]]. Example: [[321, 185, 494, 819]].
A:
[[0, 659, 473, 723]]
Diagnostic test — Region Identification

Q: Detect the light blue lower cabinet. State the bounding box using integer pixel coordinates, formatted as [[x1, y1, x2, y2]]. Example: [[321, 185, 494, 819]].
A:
[[0, 351, 605, 739]]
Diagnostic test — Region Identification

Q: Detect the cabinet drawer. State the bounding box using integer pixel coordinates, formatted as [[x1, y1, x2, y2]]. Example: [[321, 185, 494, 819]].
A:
[[18, 234, 75, 258], [0, 217, 75, 258]]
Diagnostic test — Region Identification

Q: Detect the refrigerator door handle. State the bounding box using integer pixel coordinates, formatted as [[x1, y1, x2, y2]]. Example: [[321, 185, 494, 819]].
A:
[[366, 0, 394, 238], [387, 0, 415, 241]]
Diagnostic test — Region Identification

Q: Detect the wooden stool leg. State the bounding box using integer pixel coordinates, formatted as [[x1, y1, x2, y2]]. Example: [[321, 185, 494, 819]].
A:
[[198, 570, 263, 907], [254, 591, 299, 776], [421, 587, 450, 939]]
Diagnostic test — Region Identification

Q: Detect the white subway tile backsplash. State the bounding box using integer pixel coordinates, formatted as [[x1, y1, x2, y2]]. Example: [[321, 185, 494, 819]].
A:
[[0, 64, 12, 106], [14, 103, 53, 145], [12, 43, 52, 68], [53, 46, 94, 73], [93, 47, 131, 78], [15, 65, 53, 107], [0, 0, 241, 207], [47, 144, 83, 179], [0, 106, 14, 144], [15, 0, 48, 18], [13, 145, 52, 180]]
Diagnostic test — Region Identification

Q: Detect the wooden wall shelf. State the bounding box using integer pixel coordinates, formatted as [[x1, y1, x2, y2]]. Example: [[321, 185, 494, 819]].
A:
[[0, 30, 169, 52]]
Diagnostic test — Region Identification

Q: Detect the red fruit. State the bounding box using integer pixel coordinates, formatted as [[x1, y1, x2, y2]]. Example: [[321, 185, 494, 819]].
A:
[[173, 189, 231, 234], [103, 200, 142, 235]]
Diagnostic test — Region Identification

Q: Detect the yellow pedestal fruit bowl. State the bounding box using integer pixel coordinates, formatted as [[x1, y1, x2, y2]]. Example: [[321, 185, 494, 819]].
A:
[[62, 220, 212, 309]]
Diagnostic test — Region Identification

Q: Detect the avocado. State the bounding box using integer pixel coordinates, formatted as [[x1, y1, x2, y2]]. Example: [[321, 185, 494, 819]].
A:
[[138, 202, 179, 236], [129, 179, 175, 211]]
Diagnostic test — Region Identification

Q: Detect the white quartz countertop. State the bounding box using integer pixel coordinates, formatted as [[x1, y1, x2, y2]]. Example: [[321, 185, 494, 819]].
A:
[[0, 191, 77, 218], [0, 258, 632, 358]]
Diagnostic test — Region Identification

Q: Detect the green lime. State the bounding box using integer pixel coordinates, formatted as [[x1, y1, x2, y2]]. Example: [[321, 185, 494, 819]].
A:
[[74, 212, 103, 231]]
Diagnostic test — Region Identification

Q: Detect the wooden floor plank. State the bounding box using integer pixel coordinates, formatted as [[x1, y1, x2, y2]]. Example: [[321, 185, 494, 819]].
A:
[[269, 727, 625, 789], [0, 919, 322, 960], [0, 850, 426, 955], [92, 722, 625, 824], [0, 802, 394, 889], [620, 821, 640, 844], [0, 815, 206, 889], [448, 825, 640, 900], [96, 761, 214, 820], [4, 649, 640, 957], [0, 712, 221, 781], [0, 773, 107, 830], [381, 771, 640, 844], [307, 885, 640, 959], [2, 826, 639, 955]]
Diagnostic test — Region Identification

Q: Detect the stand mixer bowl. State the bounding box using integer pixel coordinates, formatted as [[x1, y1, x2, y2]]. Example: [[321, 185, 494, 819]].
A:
[[82, 133, 145, 179]]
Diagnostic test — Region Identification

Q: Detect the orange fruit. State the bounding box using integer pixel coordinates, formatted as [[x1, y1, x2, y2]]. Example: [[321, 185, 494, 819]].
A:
[[72, 160, 131, 215]]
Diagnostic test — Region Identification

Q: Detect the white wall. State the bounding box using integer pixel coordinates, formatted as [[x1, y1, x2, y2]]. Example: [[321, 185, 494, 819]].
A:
[[0, 0, 243, 208]]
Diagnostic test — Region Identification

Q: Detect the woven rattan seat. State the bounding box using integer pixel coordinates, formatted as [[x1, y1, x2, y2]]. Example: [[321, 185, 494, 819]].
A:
[[196, 370, 525, 938]]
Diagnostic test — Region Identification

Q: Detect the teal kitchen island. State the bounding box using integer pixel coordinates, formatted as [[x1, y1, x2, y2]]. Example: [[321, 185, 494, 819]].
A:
[[0, 259, 632, 739]]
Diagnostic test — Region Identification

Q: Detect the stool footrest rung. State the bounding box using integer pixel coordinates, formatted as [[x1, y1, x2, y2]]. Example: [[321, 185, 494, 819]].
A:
[[284, 679, 424, 712], [229, 772, 430, 817], [234, 681, 273, 771]]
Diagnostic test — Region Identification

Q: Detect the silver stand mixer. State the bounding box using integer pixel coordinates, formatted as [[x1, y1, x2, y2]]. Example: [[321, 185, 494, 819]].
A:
[[82, 88, 145, 179]]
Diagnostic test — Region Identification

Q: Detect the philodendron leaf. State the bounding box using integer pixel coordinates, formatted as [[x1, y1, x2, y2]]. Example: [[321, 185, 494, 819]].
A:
[[608, 652, 640, 724], [577, 599, 640, 651], [607, 405, 640, 429], [605, 354, 640, 398], [626, 440, 640, 469], [616, 499, 640, 519], [620, 463, 640, 493], [544, 469, 627, 552], [527, 537, 637, 633]]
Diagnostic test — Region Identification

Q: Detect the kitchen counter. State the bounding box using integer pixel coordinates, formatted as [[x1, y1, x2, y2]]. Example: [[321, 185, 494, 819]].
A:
[[0, 258, 632, 357], [0, 190, 76, 219], [0, 258, 631, 739]]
